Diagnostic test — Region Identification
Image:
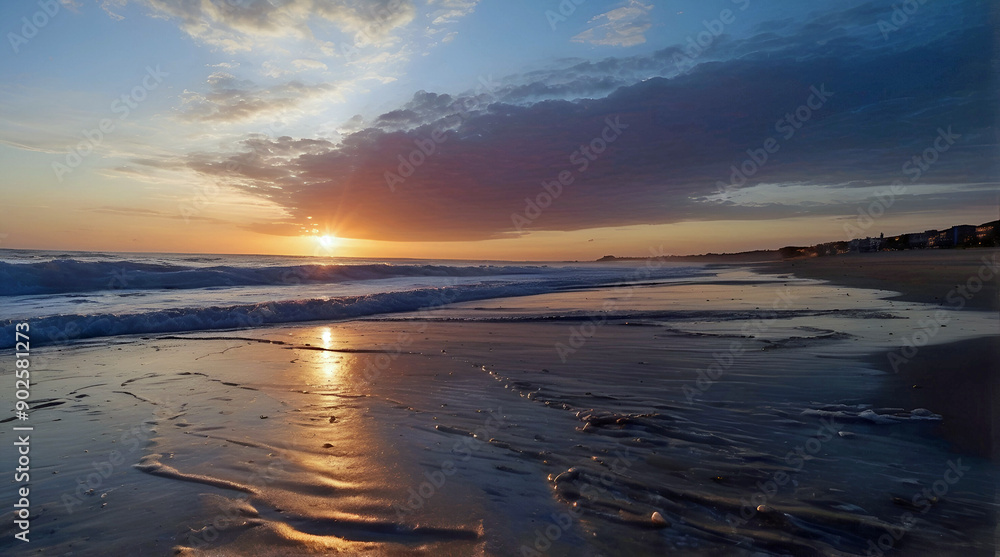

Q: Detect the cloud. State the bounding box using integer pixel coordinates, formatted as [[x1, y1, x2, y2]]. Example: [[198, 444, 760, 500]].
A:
[[292, 58, 328, 71], [91, 206, 166, 217], [259, 62, 289, 79], [179, 72, 337, 123], [174, 0, 996, 242], [89, 206, 230, 223], [100, 0, 126, 20], [337, 114, 367, 134], [572, 1, 654, 48], [427, 0, 479, 26], [133, 0, 417, 52]]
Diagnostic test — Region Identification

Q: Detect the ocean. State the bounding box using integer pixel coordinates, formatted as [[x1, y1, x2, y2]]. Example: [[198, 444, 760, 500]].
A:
[[0, 250, 707, 349], [1, 249, 997, 555]]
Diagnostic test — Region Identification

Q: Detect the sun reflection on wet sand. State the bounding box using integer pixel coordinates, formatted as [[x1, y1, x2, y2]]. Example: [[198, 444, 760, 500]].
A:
[[315, 328, 343, 384], [113, 330, 485, 555]]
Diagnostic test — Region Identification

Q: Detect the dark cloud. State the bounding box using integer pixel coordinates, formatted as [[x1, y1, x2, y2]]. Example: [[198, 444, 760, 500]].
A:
[[184, 0, 996, 242]]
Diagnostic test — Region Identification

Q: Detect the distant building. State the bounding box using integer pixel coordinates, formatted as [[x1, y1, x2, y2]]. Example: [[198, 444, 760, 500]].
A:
[[832, 220, 997, 257], [953, 225, 977, 246], [883, 234, 907, 251], [929, 229, 953, 248], [848, 234, 883, 253], [906, 232, 930, 249], [976, 221, 999, 244], [871, 233, 884, 252], [929, 225, 977, 248]]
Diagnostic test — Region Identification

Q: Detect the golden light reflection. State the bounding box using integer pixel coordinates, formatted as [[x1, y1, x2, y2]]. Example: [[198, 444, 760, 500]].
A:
[[318, 352, 342, 383], [267, 328, 404, 540], [317, 327, 341, 383]]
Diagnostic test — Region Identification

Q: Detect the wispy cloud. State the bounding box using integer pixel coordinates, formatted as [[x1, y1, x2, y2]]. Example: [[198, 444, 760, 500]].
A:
[[572, 1, 654, 48], [427, 0, 479, 26], [100, 0, 126, 20], [133, 0, 417, 53], [292, 58, 329, 71], [178, 72, 338, 124]]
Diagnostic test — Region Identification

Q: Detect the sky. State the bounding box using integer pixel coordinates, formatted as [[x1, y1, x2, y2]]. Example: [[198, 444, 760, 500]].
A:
[[0, 0, 996, 260]]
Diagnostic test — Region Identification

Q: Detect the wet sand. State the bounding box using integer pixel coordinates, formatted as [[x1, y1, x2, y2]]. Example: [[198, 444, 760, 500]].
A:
[[1, 268, 997, 556], [871, 336, 1000, 460], [763, 249, 1000, 310], [770, 249, 1000, 459]]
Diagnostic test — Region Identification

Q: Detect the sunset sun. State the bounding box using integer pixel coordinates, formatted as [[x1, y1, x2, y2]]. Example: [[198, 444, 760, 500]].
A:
[[314, 234, 339, 251]]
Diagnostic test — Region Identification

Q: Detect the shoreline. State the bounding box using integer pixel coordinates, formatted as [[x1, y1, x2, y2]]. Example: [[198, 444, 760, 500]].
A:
[[756, 249, 999, 460], [758, 249, 1000, 311], [1, 259, 997, 555]]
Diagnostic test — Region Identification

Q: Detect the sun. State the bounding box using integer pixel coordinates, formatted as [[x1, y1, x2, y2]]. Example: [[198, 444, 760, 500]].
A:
[[311, 234, 341, 255]]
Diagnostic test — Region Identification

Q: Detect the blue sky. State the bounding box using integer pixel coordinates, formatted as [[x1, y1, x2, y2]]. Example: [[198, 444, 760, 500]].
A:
[[0, 0, 995, 258]]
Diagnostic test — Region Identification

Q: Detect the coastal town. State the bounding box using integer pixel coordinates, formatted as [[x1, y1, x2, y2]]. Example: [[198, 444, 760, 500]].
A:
[[596, 219, 1000, 262], [779, 219, 1000, 258]]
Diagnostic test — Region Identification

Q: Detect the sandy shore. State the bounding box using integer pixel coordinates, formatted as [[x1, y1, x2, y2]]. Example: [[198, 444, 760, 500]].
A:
[[1, 266, 997, 556], [768, 249, 999, 460], [762, 248, 1000, 310], [871, 336, 1000, 460]]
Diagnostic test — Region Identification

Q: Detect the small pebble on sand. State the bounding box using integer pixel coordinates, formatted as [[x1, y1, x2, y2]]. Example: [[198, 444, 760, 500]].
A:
[[651, 511, 669, 528]]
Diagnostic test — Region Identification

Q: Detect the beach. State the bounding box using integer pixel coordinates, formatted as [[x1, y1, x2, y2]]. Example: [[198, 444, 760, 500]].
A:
[[764, 249, 1000, 311], [1, 250, 998, 556], [4, 0, 996, 554]]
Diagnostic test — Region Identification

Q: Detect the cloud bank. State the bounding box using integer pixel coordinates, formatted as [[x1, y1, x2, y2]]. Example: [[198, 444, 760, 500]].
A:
[[171, 0, 997, 241]]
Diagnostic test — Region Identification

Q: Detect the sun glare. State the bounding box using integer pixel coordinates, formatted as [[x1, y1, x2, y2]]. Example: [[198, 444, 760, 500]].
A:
[[311, 234, 341, 254]]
